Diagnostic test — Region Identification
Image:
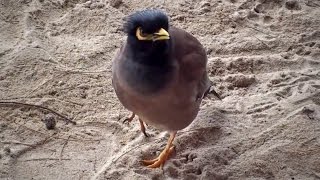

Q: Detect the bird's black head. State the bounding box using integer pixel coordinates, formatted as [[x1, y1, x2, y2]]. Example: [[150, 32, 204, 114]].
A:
[[124, 9, 170, 42], [122, 9, 173, 94]]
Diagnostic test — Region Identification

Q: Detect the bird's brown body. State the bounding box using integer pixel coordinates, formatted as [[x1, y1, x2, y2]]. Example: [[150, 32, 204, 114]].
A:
[[112, 27, 210, 132], [112, 9, 217, 168]]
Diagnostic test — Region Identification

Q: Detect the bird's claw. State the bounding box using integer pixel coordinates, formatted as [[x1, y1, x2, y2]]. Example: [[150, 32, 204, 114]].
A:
[[122, 113, 149, 137], [142, 145, 175, 168], [122, 113, 135, 124], [123, 118, 133, 124], [139, 118, 149, 137], [142, 131, 149, 137]]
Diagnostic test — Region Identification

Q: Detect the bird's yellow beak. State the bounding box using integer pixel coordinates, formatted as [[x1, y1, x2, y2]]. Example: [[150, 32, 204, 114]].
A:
[[136, 27, 170, 41], [153, 28, 170, 41]]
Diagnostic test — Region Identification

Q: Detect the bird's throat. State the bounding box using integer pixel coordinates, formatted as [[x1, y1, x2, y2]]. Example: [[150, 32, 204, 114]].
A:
[[123, 41, 173, 94]]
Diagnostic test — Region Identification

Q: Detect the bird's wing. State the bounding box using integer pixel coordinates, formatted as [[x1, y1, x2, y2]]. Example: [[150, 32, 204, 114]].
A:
[[170, 27, 211, 99], [112, 44, 126, 96], [112, 44, 125, 79]]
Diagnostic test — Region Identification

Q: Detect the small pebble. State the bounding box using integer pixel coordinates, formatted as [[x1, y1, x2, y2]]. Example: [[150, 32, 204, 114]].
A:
[[42, 114, 56, 130], [3, 147, 11, 155], [109, 0, 122, 8], [285, 0, 301, 10]]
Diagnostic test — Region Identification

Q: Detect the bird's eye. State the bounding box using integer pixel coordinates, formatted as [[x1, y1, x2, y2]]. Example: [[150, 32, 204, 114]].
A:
[[136, 27, 153, 40], [136, 27, 153, 41], [139, 29, 148, 37]]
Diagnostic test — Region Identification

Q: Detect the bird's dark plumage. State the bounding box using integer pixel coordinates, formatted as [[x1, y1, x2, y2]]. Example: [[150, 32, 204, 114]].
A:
[[124, 9, 169, 35], [112, 9, 219, 168], [122, 9, 174, 94]]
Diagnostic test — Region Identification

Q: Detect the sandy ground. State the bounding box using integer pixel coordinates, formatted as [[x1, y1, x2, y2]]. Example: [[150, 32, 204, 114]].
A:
[[0, 0, 320, 179]]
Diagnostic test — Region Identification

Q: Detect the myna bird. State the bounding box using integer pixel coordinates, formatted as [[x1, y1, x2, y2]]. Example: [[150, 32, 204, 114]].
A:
[[112, 9, 220, 168]]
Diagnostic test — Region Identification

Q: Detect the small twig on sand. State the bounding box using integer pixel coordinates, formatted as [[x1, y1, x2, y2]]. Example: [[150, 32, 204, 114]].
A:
[[0, 141, 35, 147], [14, 122, 100, 142], [55, 68, 108, 74], [1, 115, 100, 143], [234, 19, 277, 38], [0, 101, 76, 125], [59, 135, 71, 161], [253, 36, 271, 49], [241, 23, 276, 38], [24, 76, 55, 97], [21, 158, 71, 162], [0, 97, 83, 106], [12, 135, 55, 159]]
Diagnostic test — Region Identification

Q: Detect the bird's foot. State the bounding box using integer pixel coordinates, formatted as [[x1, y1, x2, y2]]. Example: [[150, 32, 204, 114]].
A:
[[142, 145, 175, 168], [123, 113, 135, 124], [122, 113, 149, 137], [139, 118, 149, 137]]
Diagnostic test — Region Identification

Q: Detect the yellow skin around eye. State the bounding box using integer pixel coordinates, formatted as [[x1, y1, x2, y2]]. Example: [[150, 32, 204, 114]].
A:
[[136, 27, 170, 41], [136, 27, 153, 40]]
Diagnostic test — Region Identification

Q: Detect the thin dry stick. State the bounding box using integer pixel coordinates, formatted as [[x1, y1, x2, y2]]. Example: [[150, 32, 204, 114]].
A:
[[24, 76, 55, 97], [253, 36, 272, 49], [17, 122, 100, 142], [0, 97, 83, 106], [234, 17, 278, 38], [0, 96, 38, 101], [0, 114, 46, 135], [0, 101, 76, 125], [15, 122, 100, 142], [233, 20, 275, 50], [21, 158, 71, 162], [12, 135, 55, 159], [1, 114, 99, 142], [0, 141, 35, 147], [55, 68, 108, 74], [0, 139, 56, 153], [241, 22, 277, 38], [59, 135, 71, 161]]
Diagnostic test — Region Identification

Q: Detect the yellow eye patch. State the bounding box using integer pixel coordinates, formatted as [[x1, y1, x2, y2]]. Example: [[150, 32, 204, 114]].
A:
[[136, 27, 170, 41], [136, 27, 153, 40]]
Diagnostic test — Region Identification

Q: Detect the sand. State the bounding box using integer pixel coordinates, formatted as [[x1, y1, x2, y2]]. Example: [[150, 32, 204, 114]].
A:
[[0, 0, 320, 179]]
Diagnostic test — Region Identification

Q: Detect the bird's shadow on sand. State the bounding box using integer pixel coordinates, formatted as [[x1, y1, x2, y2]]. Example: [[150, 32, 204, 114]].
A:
[[130, 104, 229, 179]]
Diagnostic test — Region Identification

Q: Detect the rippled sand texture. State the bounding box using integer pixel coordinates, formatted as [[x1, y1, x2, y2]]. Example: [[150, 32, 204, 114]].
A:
[[0, 0, 319, 179]]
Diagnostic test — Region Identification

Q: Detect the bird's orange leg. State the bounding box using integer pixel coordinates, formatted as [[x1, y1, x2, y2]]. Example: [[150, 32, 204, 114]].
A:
[[123, 113, 148, 137], [139, 118, 149, 137], [142, 132, 176, 168], [123, 112, 135, 123]]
